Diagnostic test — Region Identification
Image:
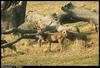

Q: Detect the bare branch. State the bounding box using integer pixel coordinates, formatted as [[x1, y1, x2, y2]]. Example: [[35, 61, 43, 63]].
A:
[[1, 28, 37, 34], [1, 36, 23, 48]]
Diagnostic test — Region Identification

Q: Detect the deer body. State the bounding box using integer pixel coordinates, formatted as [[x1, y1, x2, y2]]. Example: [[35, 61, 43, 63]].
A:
[[37, 29, 67, 52]]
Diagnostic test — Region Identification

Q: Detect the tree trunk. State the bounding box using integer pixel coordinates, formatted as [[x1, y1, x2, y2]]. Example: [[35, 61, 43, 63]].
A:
[[1, 1, 27, 31]]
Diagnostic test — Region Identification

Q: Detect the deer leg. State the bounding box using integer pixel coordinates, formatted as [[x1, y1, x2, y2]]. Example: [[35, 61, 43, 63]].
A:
[[58, 39, 63, 52], [38, 39, 42, 47], [48, 42, 51, 52]]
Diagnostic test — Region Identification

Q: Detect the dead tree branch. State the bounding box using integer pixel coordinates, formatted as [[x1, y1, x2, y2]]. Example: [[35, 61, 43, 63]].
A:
[[1, 33, 38, 48], [1, 28, 37, 34], [1, 36, 23, 48]]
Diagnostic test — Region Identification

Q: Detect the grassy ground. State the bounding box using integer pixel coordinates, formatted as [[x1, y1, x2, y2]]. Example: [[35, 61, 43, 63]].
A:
[[1, 42, 99, 66], [26, 1, 99, 14], [1, 1, 99, 66]]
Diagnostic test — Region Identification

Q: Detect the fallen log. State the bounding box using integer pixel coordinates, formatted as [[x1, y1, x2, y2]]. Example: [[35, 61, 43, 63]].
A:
[[1, 33, 38, 48], [1, 28, 37, 34]]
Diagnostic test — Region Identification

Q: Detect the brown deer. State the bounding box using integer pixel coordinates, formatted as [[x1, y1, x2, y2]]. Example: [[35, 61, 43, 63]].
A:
[[36, 28, 68, 52]]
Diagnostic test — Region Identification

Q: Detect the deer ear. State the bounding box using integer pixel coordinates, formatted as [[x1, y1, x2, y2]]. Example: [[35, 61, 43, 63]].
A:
[[62, 30, 66, 34]]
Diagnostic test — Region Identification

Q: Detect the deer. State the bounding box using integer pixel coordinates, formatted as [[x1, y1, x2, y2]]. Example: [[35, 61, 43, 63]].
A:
[[36, 28, 68, 52], [66, 30, 94, 48]]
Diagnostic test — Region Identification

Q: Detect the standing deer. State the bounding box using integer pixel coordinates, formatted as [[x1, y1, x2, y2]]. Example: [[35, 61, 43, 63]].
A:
[[36, 28, 68, 52]]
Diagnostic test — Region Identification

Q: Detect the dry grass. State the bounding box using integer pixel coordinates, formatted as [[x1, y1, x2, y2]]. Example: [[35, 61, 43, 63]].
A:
[[26, 1, 99, 14], [1, 42, 99, 66], [1, 1, 99, 66]]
